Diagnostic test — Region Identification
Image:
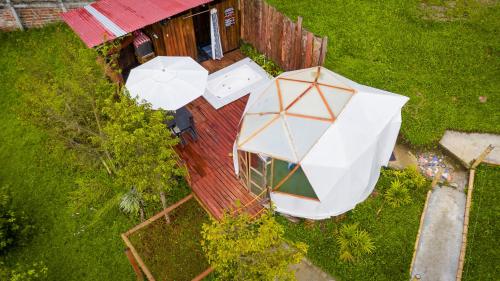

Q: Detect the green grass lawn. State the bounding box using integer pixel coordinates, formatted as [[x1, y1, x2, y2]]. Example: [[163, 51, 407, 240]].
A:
[[0, 25, 135, 281], [129, 198, 210, 281], [266, 0, 500, 146], [278, 169, 428, 281], [462, 165, 500, 280]]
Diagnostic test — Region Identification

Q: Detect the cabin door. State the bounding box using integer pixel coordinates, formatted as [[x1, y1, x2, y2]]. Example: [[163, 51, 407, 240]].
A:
[[238, 151, 270, 198]]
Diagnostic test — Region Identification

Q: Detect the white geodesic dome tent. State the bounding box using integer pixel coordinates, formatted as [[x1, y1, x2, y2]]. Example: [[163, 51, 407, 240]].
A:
[[233, 66, 409, 220]]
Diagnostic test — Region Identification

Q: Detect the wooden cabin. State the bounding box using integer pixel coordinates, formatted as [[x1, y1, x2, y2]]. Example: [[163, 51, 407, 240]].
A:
[[144, 0, 240, 60], [62, 0, 241, 76]]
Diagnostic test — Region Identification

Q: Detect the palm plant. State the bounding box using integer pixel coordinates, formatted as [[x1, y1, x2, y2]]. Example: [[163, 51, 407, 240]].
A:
[[385, 179, 412, 207], [120, 187, 144, 221], [336, 223, 375, 263]]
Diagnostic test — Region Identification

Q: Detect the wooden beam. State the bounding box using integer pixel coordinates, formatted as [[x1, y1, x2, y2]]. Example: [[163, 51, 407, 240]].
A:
[[409, 190, 432, 275], [470, 144, 494, 169], [191, 267, 214, 281], [124, 193, 194, 236], [122, 235, 156, 281], [431, 167, 443, 188], [457, 145, 493, 280], [124, 248, 144, 281]]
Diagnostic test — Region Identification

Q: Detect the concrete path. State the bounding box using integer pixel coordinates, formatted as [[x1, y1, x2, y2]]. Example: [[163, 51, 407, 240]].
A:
[[440, 130, 499, 167], [411, 187, 466, 281], [292, 259, 335, 281]]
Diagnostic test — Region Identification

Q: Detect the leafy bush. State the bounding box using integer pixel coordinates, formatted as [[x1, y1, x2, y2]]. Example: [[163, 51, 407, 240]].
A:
[[0, 261, 48, 281], [336, 223, 375, 263], [240, 43, 284, 77], [396, 166, 427, 189], [0, 186, 34, 254], [202, 210, 307, 281], [384, 179, 412, 208]]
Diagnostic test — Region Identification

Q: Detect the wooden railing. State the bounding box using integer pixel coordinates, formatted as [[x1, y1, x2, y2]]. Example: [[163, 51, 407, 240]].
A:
[[240, 0, 328, 71]]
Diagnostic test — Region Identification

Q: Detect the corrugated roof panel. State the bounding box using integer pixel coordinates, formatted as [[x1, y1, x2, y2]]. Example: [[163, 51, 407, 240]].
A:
[[149, 0, 213, 16], [61, 8, 116, 48], [61, 0, 214, 48], [91, 0, 167, 33], [84, 5, 127, 37]]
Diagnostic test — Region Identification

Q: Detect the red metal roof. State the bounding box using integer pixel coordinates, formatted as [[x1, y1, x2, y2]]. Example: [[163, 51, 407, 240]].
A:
[[61, 0, 213, 48], [61, 8, 116, 48]]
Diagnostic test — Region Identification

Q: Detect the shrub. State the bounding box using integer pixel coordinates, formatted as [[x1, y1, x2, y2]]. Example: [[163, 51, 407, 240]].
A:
[[0, 186, 34, 254], [384, 179, 412, 208], [201, 209, 307, 281], [336, 223, 375, 263], [0, 261, 48, 281], [240, 43, 284, 77], [397, 166, 427, 189]]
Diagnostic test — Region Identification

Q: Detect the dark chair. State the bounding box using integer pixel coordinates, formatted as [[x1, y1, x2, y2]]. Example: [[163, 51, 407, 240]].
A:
[[166, 107, 198, 146]]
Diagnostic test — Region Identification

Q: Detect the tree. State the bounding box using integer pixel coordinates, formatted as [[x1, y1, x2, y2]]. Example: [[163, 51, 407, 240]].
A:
[[99, 91, 185, 221], [16, 31, 117, 172], [201, 209, 307, 281]]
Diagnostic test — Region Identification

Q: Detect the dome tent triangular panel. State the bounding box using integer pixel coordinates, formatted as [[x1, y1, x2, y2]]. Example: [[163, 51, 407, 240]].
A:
[[317, 85, 354, 117], [281, 68, 317, 83], [246, 83, 281, 114], [238, 113, 278, 144], [284, 114, 331, 161], [239, 116, 297, 162], [278, 79, 312, 109], [235, 66, 409, 220], [286, 86, 333, 120]]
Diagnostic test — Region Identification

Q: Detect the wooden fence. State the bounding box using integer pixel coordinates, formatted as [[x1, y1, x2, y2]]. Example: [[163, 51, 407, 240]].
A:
[[240, 0, 328, 71]]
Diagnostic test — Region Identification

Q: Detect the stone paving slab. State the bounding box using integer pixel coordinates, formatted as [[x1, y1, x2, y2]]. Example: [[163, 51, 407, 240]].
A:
[[292, 259, 335, 281], [439, 130, 500, 167], [411, 187, 466, 281]]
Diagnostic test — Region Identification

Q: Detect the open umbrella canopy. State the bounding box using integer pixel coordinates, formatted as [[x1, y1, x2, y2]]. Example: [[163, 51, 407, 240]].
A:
[[125, 56, 208, 110]]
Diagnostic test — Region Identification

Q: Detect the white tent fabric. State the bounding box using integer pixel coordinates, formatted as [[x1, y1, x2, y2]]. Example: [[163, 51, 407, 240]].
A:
[[125, 56, 208, 110], [235, 66, 409, 219]]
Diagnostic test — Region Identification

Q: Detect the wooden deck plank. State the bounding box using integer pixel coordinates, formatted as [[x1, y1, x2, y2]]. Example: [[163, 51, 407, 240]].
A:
[[175, 50, 264, 220]]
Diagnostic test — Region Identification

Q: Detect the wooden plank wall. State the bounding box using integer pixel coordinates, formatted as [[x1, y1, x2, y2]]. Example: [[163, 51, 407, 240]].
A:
[[240, 0, 328, 71], [213, 0, 241, 53], [145, 12, 198, 59]]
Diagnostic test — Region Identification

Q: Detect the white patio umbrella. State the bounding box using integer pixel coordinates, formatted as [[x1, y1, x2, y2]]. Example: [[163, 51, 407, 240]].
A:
[[125, 56, 208, 110]]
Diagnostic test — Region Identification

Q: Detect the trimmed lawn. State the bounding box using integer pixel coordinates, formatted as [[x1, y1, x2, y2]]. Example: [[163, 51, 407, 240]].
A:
[[462, 165, 500, 280], [0, 25, 136, 280], [278, 170, 429, 281], [266, 0, 500, 146], [129, 198, 210, 281]]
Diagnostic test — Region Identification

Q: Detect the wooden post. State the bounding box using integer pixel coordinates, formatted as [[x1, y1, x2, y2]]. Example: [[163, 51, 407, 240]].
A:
[[295, 17, 303, 70], [125, 248, 144, 281], [318, 36, 328, 66]]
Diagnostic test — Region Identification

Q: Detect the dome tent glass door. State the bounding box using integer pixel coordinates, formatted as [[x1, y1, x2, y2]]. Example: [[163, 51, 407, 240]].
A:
[[238, 150, 319, 201], [237, 151, 270, 198]]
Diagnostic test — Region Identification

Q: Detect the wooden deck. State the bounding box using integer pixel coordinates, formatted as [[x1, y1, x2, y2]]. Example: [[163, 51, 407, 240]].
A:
[[177, 50, 264, 219]]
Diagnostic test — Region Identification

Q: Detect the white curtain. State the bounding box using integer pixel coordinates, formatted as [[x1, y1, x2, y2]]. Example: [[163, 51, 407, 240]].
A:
[[210, 8, 224, 60]]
